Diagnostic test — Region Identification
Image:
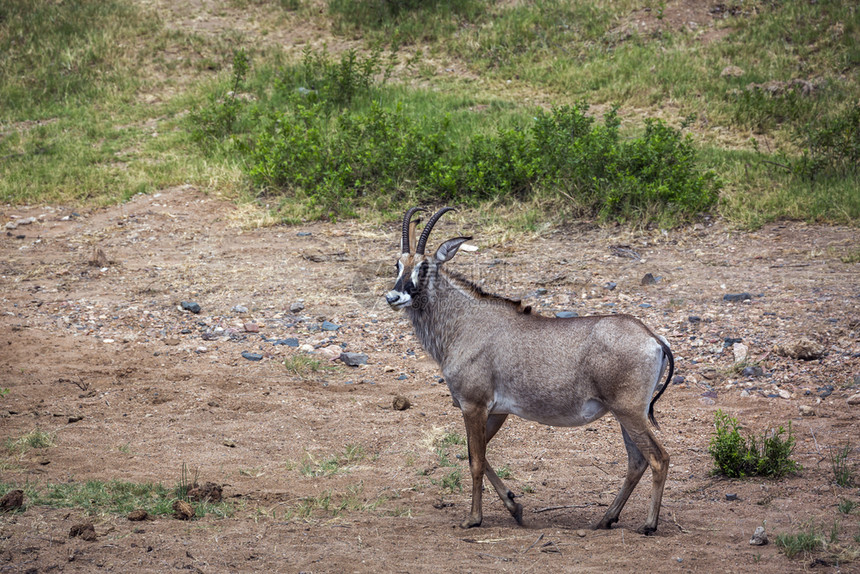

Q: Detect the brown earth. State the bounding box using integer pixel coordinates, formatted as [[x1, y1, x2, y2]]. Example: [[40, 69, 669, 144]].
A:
[[1, 186, 859, 573]]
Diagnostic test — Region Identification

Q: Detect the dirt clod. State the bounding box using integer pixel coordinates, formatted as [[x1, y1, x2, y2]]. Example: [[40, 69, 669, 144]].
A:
[[69, 523, 96, 541], [0, 489, 24, 512], [393, 395, 411, 411], [187, 483, 223, 503], [172, 500, 195, 520], [774, 338, 825, 360], [127, 509, 149, 521]]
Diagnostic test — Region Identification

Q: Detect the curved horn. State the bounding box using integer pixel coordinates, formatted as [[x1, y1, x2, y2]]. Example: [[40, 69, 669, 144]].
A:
[[416, 206, 456, 255], [401, 207, 427, 253]]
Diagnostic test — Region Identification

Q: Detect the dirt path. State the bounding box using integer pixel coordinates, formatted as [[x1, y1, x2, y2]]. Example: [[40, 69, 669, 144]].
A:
[[1, 186, 858, 572]]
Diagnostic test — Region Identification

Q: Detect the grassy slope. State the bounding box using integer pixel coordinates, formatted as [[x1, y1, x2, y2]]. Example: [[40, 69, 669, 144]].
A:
[[0, 0, 857, 226]]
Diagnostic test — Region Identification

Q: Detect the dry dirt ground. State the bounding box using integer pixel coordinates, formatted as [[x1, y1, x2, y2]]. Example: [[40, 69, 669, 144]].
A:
[[1, 186, 859, 573]]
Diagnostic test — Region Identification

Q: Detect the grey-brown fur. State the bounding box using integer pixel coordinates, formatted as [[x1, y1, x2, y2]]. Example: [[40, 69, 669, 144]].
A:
[[386, 207, 673, 534]]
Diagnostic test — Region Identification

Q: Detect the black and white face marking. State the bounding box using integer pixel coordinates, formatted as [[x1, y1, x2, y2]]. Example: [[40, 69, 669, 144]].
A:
[[385, 255, 428, 309]]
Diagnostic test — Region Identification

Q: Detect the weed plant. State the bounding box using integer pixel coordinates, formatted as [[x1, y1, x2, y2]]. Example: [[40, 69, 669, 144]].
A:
[[829, 444, 855, 488], [708, 410, 800, 478]]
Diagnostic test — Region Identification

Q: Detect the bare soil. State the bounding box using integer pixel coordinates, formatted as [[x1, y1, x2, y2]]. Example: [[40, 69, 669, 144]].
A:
[[1, 186, 859, 573]]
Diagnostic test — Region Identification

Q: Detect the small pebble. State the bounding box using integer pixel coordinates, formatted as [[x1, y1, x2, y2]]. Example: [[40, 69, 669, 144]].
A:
[[241, 351, 263, 361], [290, 300, 305, 313], [232, 305, 249, 314], [273, 338, 299, 347], [555, 311, 578, 319], [180, 301, 201, 314], [393, 395, 411, 410], [725, 493, 738, 501], [798, 405, 815, 416], [321, 320, 340, 331], [603, 282, 616, 291], [723, 293, 751, 302], [641, 273, 657, 285]]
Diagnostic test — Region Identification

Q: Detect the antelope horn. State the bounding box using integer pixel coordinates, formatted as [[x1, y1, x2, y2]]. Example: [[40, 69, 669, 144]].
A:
[[401, 207, 427, 253], [416, 206, 456, 255]]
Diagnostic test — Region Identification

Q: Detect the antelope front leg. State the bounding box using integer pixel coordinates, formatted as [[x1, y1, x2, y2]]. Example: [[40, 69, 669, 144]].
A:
[[460, 405, 488, 528]]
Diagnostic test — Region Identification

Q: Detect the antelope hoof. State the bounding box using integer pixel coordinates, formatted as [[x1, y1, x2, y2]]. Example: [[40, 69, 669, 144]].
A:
[[460, 515, 483, 529], [593, 517, 618, 530], [511, 503, 524, 526], [637, 524, 657, 536]]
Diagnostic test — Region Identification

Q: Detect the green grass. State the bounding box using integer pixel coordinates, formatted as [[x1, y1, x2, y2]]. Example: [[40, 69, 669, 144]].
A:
[[0, 478, 233, 518], [283, 355, 336, 378], [775, 526, 826, 559], [1, 0, 858, 228], [830, 444, 855, 488]]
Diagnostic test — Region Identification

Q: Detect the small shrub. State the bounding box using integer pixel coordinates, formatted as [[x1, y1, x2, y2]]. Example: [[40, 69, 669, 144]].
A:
[[190, 49, 251, 145], [793, 102, 860, 179], [438, 470, 462, 492], [708, 410, 800, 478]]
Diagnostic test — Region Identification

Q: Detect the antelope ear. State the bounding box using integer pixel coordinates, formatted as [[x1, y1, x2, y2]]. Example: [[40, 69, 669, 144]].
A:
[[434, 236, 472, 263]]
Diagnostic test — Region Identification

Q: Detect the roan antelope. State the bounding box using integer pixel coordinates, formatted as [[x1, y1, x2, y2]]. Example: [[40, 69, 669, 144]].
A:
[[386, 207, 674, 534]]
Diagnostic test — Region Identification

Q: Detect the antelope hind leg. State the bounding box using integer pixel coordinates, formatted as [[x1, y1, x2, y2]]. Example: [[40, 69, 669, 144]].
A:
[[594, 425, 648, 531]]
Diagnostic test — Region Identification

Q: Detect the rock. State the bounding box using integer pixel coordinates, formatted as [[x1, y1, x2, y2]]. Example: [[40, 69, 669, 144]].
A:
[[69, 522, 97, 541], [127, 509, 149, 521], [321, 321, 340, 331], [723, 293, 751, 302], [672, 375, 686, 385], [187, 482, 222, 503], [732, 342, 749, 364], [816, 385, 834, 398], [799, 405, 815, 416], [173, 500, 195, 520], [576, 529, 587, 537], [749, 526, 768, 546], [740, 390, 750, 398], [397, 374, 408, 380], [721, 65, 745, 78], [848, 393, 860, 406], [290, 300, 305, 313], [774, 338, 825, 360], [383, 365, 396, 373], [232, 305, 249, 314], [555, 311, 578, 318], [223, 439, 236, 448], [393, 395, 411, 410], [603, 282, 617, 291], [0, 489, 24, 512], [638, 303, 652, 308], [319, 346, 341, 359], [699, 397, 715, 406], [243, 322, 260, 333], [68, 414, 84, 423], [688, 316, 702, 323], [339, 352, 368, 366], [742, 365, 763, 378], [296, 231, 312, 237], [641, 273, 658, 285], [299, 343, 314, 353], [241, 351, 263, 361], [5, 217, 36, 230], [180, 301, 201, 314], [273, 338, 299, 347], [778, 389, 791, 400], [725, 493, 739, 501]]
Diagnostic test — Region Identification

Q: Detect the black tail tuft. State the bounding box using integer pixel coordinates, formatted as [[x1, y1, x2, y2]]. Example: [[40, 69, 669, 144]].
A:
[[648, 340, 674, 430]]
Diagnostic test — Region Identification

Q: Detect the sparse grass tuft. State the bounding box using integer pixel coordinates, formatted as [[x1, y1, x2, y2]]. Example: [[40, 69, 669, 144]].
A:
[[775, 526, 826, 559], [838, 499, 857, 515], [708, 410, 800, 478], [283, 355, 335, 378], [297, 444, 366, 477], [5, 428, 55, 454], [830, 444, 855, 488]]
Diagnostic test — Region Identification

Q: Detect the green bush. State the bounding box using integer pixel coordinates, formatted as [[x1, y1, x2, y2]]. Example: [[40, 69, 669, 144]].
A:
[[793, 102, 860, 179], [708, 409, 801, 478]]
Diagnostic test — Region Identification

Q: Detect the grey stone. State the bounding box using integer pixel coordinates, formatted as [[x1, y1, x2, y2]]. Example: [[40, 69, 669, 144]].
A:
[[641, 273, 658, 285], [241, 351, 263, 361], [339, 352, 368, 366], [273, 338, 299, 347], [321, 321, 340, 331], [180, 301, 201, 314], [290, 300, 305, 313], [749, 526, 768, 546], [232, 305, 249, 314], [723, 293, 751, 302], [555, 311, 578, 319]]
